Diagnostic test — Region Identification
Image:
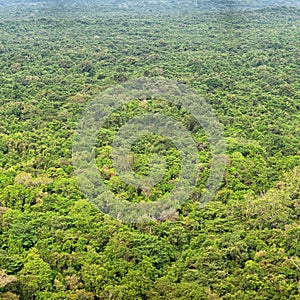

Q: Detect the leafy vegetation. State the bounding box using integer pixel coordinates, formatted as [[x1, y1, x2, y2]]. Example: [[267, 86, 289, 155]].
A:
[[0, 0, 299, 299]]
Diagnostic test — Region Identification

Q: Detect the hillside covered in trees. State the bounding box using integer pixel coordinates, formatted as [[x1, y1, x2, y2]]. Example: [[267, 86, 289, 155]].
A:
[[0, 0, 299, 299]]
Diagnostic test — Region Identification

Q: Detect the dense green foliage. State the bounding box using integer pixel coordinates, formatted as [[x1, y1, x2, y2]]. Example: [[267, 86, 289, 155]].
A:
[[0, 0, 299, 299]]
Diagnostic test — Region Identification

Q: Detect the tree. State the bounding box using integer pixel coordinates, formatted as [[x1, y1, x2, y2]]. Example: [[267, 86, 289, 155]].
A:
[[18, 248, 54, 299]]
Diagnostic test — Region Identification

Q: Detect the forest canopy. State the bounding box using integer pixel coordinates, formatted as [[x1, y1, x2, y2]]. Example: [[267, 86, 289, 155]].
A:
[[0, 0, 299, 299]]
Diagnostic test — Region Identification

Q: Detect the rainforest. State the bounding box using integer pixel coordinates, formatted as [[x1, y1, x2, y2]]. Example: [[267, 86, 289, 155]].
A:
[[0, 0, 299, 299]]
